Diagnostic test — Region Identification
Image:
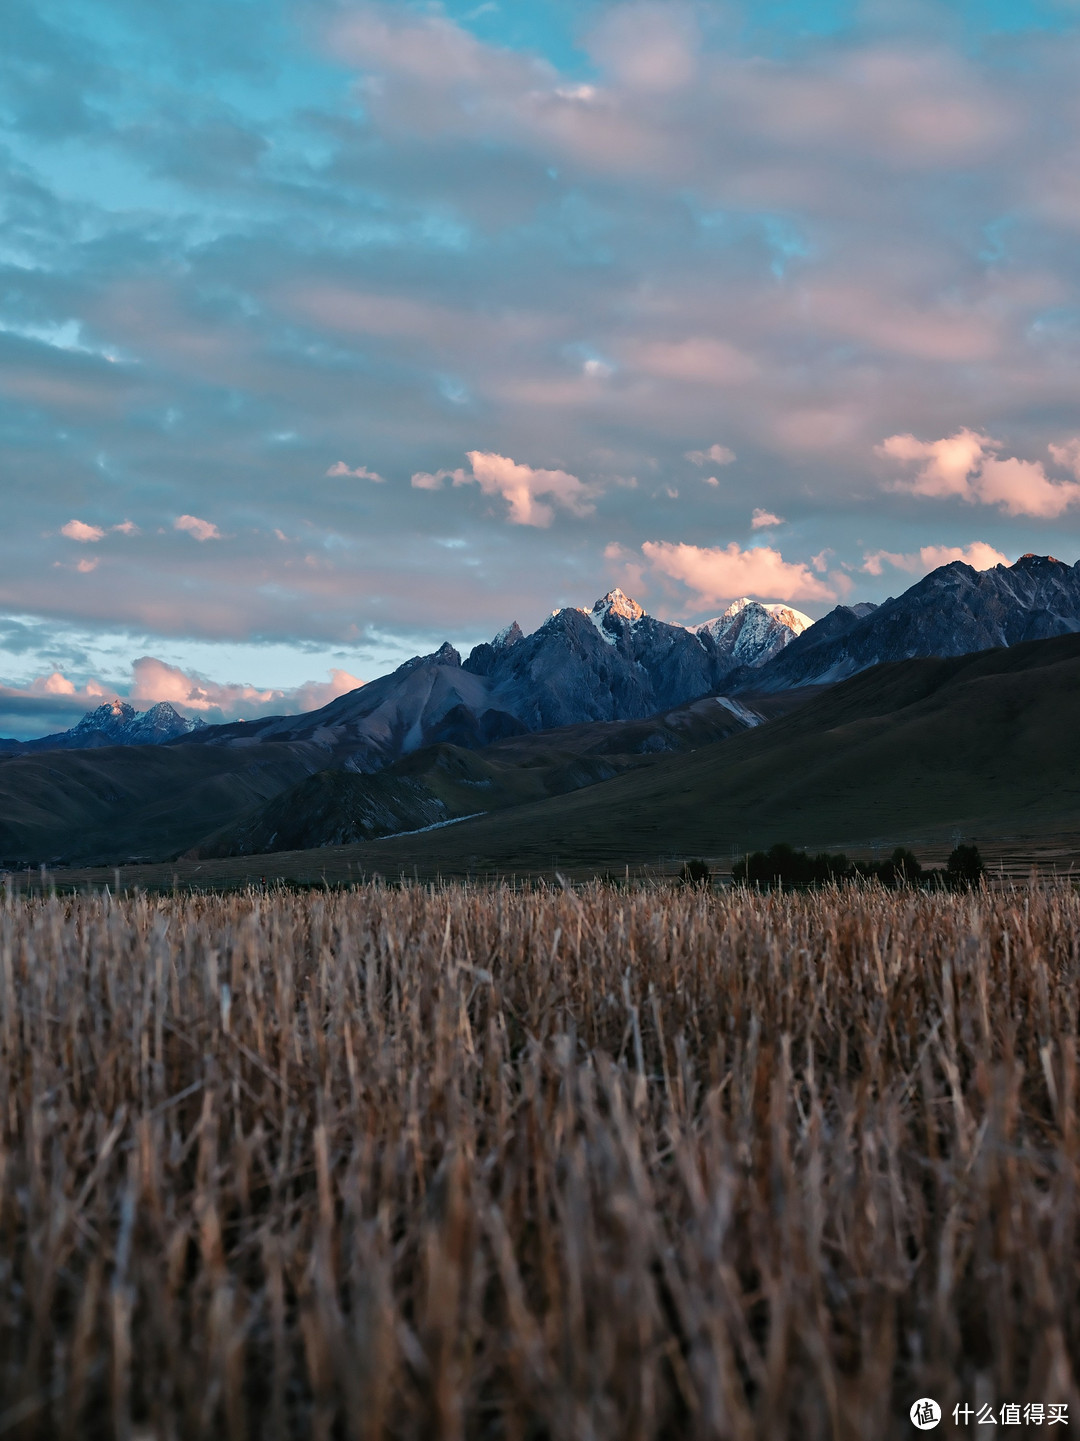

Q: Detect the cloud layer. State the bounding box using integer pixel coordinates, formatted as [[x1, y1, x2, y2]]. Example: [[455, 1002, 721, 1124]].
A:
[[3, 0, 1080, 725]]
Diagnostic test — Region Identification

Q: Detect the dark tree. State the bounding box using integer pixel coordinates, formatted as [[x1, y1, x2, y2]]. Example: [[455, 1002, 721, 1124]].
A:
[[946, 844, 984, 887], [872, 847, 924, 888], [679, 858, 712, 887], [733, 844, 852, 889]]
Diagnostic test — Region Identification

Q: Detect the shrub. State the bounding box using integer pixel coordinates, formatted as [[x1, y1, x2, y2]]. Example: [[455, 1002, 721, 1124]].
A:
[[856, 846, 924, 888], [733, 842, 851, 888], [678, 857, 712, 887]]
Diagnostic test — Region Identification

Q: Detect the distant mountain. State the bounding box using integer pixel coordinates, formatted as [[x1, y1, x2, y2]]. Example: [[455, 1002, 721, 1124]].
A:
[[0, 700, 206, 755], [692, 597, 813, 670], [735, 554, 1080, 692], [179, 589, 806, 771]]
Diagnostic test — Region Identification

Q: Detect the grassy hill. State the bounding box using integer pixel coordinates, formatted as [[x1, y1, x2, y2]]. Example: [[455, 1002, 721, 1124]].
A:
[[192, 693, 771, 857], [0, 741, 326, 865], [0, 693, 766, 867], [262, 630, 1080, 878]]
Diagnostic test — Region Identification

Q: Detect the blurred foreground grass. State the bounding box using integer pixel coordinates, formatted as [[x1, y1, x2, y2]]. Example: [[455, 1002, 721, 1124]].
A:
[[0, 881, 1077, 1438]]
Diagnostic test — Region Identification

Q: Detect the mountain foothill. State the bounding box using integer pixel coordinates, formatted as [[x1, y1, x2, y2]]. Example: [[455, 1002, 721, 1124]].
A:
[[2, 554, 1080, 872]]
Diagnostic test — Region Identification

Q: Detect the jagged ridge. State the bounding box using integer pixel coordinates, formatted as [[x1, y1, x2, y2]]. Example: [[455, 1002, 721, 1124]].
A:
[[1, 700, 206, 755]]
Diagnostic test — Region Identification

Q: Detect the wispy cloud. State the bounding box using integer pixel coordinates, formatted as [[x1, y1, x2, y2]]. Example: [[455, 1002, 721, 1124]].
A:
[[2, 0, 1078, 680], [686, 443, 736, 468], [327, 461, 386, 482]]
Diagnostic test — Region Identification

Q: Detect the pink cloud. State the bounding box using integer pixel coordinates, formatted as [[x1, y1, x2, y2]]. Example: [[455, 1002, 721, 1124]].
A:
[[751, 508, 784, 529], [861, 541, 1009, 576], [411, 466, 468, 491], [61, 519, 105, 542], [327, 461, 386, 482], [415, 452, 593, 526], [877, 430, 1080, 517], [174, 514, 222, 541], [461, 451, 593, 526], [641, 540, 836, 606], [130, 657, 363, 717], [0, 672, 111, 703], [800, 286, 999, 362], [0, 664, 364, 728], [1048, 439, 1080, 478], [587, 3, 699, 94]]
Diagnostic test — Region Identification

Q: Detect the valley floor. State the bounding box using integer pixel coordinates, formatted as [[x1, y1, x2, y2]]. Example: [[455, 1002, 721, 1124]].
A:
[[15, 824, 1080, 895]]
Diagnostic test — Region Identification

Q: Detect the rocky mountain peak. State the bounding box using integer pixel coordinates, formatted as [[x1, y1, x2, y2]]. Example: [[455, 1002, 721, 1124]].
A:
[[72, 699, 137, 736], [592, 588, 645, 624], [691, 597, 812, 671], [492, 621, 524, 649], [401, 641, 463, 675], [735, 553, 1080, 693]]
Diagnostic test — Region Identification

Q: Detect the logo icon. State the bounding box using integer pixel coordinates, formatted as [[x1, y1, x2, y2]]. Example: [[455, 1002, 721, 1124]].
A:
[[910, 1399, 941, 1430]]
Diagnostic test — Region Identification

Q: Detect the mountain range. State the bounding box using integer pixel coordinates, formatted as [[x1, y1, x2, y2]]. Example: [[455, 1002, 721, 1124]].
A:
[[272, 627, 1080, 881], [3, 553, 1080, 869], [176, 555, 1080, 776], [730, 552, 1080, 692], [173, 589, 811, 772], [0, 700, 205, 755]]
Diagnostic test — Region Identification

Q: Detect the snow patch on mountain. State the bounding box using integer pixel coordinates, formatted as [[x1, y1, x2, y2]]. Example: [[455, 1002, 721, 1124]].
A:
[[714, 696, 766, 727], [593, 588, 645, 624]]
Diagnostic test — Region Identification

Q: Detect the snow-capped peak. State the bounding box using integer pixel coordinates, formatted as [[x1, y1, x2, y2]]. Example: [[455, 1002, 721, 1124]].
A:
[[690, 597, 814, 671], [760, 602, 812, 636], [692, 598, 812, 642], [492, 621, 524, 649], [592, 587, 645, 624]]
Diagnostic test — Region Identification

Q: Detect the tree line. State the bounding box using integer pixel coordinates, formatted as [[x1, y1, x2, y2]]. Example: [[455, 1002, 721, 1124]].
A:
[[726, 842, 984, 890]]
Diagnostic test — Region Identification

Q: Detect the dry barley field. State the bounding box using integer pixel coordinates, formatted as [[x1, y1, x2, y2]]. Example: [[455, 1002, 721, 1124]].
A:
[[0, 881, 1077, 1440]]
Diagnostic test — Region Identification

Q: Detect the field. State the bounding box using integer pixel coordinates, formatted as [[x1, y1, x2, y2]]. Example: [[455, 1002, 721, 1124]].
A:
[[0, 881, 1077, 1438]]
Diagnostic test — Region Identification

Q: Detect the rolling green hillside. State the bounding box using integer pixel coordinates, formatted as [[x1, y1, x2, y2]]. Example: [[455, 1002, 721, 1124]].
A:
[[314, 631, 1080, 876], [0, 742, 326, 865], [191, 692, 769, 857], [0, 693, 764, 866]]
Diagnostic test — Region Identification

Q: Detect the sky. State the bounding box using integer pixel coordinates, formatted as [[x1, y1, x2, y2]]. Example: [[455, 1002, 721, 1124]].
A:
[[3, 0, 1080, 737]]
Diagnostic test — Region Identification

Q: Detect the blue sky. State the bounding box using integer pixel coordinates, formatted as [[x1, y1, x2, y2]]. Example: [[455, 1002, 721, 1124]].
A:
[[3, 0, 1080, 735]]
